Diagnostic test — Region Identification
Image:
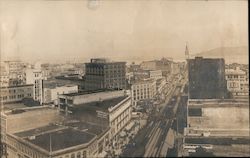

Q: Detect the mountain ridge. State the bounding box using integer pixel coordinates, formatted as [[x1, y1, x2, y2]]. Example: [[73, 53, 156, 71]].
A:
[[193, 46, 248, 64]]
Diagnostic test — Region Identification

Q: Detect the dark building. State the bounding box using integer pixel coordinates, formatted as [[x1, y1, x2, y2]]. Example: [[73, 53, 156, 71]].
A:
[[84, 58, 126, 90], [188, 57, 229, 99]]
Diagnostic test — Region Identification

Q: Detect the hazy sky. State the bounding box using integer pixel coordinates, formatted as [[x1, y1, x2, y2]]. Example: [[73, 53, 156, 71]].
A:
[[0, 0, 248, 63]]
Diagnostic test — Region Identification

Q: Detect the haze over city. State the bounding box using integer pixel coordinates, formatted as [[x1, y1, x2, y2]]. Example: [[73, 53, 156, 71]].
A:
[[0, 0, 248, 63], [0, 1, 249, 157]]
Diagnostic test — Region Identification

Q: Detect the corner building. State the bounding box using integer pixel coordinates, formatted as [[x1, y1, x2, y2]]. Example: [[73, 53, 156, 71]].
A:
[[84, 59, 126, 90]]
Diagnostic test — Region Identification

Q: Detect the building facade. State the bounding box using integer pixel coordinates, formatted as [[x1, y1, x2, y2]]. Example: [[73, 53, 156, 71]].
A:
[[131, 79, 157, 106], [4, 61, 26, 86], [43, 85, 78, 105], [25, 68, 44, 104], [108, 96, 132, 139], [225, 67, 249, 97], [140, 58, 172, 76], [188, 57, 229, 99], [59, 90, 126, 106], [0, 84, 33, 104], [148, 70, 163, 79], [84, 58, 126, 90]]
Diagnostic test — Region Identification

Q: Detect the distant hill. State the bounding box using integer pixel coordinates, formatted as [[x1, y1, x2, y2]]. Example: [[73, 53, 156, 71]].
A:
[[193, 46, 248, 64]]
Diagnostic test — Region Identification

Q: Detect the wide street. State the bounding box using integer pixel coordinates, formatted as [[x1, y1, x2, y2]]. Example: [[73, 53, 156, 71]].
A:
[[121, 71, 188, 157]]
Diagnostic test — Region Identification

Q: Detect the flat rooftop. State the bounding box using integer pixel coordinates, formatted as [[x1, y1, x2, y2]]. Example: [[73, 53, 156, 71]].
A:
[[55, 75, 84, 81], [71, 96, 128, 112], [3, 103, 28, 111], [13, 121, 107, 152], [185, 137, 250, 145], [43, 79, 77, 89], [68, 96, 128, 125], [4, 106, 56, 116], [15, 124, 63, 138], [65, 121, 109, 136], [0, 84, 34, 89], [61, 89, 122, 97], [24, 128, 95, 152], [188, 99, 249, 108]]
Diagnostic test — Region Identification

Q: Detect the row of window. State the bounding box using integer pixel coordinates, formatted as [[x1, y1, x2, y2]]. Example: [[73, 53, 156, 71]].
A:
[[132, 84, 153, 89], [133, 94, 150, 101], [226, 75, 245, 79], [228, 82, 240, 88], [105, 79, 125, 84], [0, 93, 31, 101], [59, 151, 87, 158], [133, 88, 150, 94], [1, 88, 32, 94], [111, 107, 130, 128], [104, 64, 125, 69], [117, 115, 129, 131]]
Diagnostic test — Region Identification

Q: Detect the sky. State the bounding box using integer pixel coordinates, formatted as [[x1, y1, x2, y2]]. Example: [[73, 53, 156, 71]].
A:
[[0, 0, 248, 63]]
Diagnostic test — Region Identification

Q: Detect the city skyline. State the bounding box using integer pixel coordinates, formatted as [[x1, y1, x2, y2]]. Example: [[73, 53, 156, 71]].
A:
[[0, 1, 249, 157], [0, 0, 248, 63]]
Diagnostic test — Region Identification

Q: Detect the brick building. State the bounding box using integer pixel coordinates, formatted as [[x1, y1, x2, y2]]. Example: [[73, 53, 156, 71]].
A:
[[84, 58, 126, 90]]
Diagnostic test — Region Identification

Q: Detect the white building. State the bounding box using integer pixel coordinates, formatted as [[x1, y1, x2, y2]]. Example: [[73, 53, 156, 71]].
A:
[[25, 68, 44, 104], [43, 85, 78, 105], [225, 67, 249, 97], [131, 78, 157, 106], [108, 96, 132, 138], [148, 70, 163, 79]]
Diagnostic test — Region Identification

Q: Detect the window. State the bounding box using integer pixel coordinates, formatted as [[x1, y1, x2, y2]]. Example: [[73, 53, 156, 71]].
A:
[[71, 153, 75, 158], [77, 152, 81, 158], [82, 151, 87, 158], [3, 96, 7, 100]]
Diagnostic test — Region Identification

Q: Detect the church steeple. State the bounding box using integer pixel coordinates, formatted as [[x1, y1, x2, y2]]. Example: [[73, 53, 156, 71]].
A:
[[185, 42, 189, 60]]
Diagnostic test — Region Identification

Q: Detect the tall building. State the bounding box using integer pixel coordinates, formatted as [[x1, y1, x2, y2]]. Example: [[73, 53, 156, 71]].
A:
[[188, 57, 228, 99], [131, 78, 157, 106], [25, 68, 44, 104], [84, 58, 126, 90]]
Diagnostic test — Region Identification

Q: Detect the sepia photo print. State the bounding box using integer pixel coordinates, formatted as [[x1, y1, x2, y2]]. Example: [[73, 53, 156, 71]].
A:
[[0, 0, 249, 157]]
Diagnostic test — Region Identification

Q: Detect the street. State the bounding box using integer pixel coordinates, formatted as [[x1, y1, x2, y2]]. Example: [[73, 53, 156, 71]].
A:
[[121, 72, 188, 157]]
